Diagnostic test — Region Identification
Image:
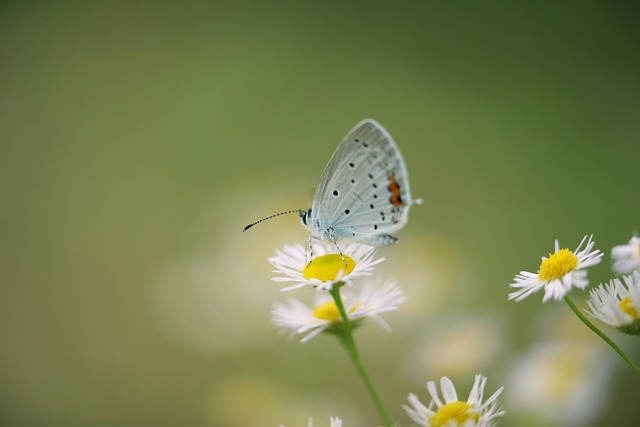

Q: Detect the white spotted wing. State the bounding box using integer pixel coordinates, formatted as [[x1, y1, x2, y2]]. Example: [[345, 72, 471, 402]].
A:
[[302, 119, 419, 247]]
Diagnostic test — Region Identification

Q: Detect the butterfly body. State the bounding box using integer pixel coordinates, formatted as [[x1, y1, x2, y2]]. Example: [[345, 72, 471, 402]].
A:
[[300, 119, 419, 247]]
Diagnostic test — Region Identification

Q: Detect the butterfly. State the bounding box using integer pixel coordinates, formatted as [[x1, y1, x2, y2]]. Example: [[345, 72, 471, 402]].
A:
[[244, 119, 421, 252]]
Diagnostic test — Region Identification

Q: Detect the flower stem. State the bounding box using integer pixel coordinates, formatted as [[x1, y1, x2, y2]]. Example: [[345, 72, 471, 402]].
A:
[[564, 294, 640, 374], [329, 284, 394, 427]]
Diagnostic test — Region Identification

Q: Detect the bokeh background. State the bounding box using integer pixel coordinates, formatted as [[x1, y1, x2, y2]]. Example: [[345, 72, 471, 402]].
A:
[[2, 2, 639, 426]]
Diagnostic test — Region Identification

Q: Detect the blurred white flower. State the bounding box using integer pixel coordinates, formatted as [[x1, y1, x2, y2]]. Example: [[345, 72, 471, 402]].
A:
[[611, 235, 640, 275], [586, 271, 640, 335], [272, 280, 405, 342], [150, 192, 303, 353], [403, 375, 505, 427], [404, 315, 505, 379], [506, 340, 613, 427], [270, 242, 384, 291], [509, 235, 602, 302]]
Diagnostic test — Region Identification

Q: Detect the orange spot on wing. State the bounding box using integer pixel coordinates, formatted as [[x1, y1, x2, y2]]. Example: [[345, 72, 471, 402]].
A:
[[387, 175, 404, 207]]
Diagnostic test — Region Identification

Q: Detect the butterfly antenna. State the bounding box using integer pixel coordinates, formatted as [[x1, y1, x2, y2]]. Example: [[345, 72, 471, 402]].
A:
[[243, 209, 304, 232]]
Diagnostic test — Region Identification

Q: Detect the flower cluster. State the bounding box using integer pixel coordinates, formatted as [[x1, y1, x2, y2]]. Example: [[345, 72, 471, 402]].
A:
[[269, 240, 505, 426], [265, 230, 640, 426], [269, 241, 398, 339], [508, 233, 640, 338]]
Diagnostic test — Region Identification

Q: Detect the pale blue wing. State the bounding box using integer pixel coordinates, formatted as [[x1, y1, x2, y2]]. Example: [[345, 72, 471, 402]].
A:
[[308, 119, 415, 243]]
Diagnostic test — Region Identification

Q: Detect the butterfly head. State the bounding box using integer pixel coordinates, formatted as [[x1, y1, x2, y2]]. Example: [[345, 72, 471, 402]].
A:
[[300, 208, 311, 226]]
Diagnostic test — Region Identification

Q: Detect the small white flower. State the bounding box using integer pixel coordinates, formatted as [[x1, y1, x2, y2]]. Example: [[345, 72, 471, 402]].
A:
[[280, 416, 342, 427], [269, 242, 384, 291], [508, 235, 603, 303], [506, 340, 613, 427], [611, 235, 640, 275], [403, 375, 505, 427], [586, 271, 640, 335], [271, 280, 405, 342]]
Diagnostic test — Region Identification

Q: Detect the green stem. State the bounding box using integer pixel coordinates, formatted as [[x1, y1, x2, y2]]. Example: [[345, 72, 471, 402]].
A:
[[564, 294, 640, 374], [329, 284, 393, 427]]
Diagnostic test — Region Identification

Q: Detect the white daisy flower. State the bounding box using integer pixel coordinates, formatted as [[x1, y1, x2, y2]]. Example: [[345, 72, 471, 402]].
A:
[[403, 375, 505, 427], [269, 242, 384, 291], [271, 280, 405, 342], [611, 235, 640, 275], [508, 235, 603, 303], [586, 271, 640, 335]]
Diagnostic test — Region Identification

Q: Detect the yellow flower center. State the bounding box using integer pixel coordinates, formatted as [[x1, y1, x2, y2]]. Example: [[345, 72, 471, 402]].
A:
[[312, 300, 357, 322], [619, 296, 639, 319], [538, 248, 579, 281], [431, 401, 479, 427], [303, 254, 355, 281]]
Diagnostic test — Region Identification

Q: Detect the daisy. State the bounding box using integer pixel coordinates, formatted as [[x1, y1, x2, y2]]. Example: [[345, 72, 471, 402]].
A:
[[403, 375, 505, 427], [508, 235, 603, 303], [586, 271, 640, 335], [611, 235, 640, 275], [271, 280, 405, 342], [506, 339, 613, 426], [269, 242, 384, 291], [280, 416, 342, 427]]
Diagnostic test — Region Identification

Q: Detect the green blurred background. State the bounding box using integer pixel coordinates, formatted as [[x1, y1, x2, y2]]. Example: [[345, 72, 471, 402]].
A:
[[2, 1, 639, 426]]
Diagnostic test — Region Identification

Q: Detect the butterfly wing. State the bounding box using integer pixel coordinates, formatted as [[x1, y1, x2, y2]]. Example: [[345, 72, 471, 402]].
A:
[[308, 119, 415, 245]]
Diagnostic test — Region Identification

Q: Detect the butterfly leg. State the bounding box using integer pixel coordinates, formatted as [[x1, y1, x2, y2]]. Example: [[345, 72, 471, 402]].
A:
[[337, 245, 347, 266], [305, 235, 315, 266], [328, 232, 347, 266]]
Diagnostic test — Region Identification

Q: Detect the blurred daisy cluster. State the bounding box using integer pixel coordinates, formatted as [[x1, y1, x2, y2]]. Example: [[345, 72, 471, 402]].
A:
[[505, 233, 640, 424], [269, 231, 640, 426], [269, 243, 401, 341], [269, 241, 505, 427]]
